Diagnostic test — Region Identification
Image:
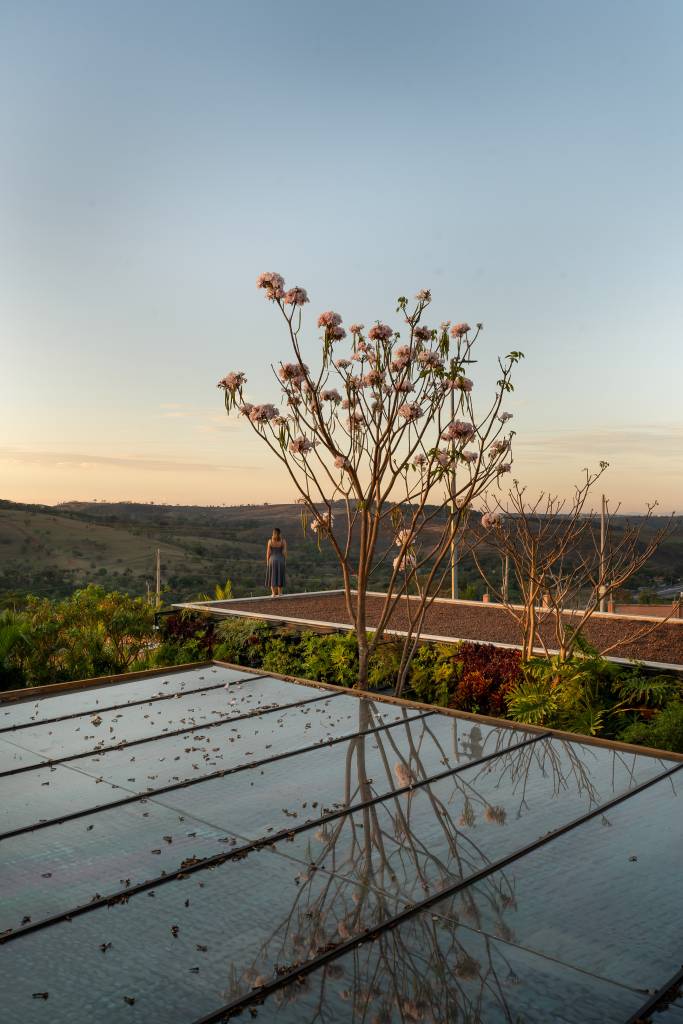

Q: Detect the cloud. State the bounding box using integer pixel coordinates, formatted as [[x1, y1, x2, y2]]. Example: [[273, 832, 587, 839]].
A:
[[0, 448, 254, 473], [158, 405, 240, 431], [516, 424, 683, 465]]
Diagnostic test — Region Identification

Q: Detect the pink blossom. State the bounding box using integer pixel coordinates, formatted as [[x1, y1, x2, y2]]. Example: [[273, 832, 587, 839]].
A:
[[441, 420, 476, 443], [345, 410, 364, 430], [256, 271, 285, 300], [335, 358, 352, 370], [341, 398, 352, 410], [489, 439, 510, 457], [288, 435, 316, 455], [498, 463, 512, 474], [320, 388, 342, 403], [394, 528, 412, 548], [415, 289, 431, 301], [481, 511, 502, 528], [279, 362, 309, 384], [498, 411, 513, 423], [414, 325, 432, 343], [439, 321, 451, 331], [283, 286, 309, 306], [349, 323, 364, 335], [310, 511, 334, 534], [361, 369, 384, 388], [450, 322, 471, 337], [334, 455, 351, 470], [454, 954, 481, 980], [412, 453, 427, 467], [394, 761, 415, 786], [392, 553, 416, 572], [484, 805, 507, 824], [317, 310, 343, 328], [249, 403, 279, 423], [435, 449, 451, 467], [398, 403, 424, 423], [273, 416, 288, 427], [391, 345, 411, 370], [368, 323, 393, 342], [460, 450, 478, 463], [238, 402, 254, 417], [449, 376, 473, 392], [330, 325, 346, 340], [417, 350, 443, 370], [217, 371, 246, 391], [393, 380, 414, 394]]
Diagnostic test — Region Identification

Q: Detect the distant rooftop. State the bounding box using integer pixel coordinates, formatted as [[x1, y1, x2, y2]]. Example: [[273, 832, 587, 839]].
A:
[[1, 663, 682, 1022]]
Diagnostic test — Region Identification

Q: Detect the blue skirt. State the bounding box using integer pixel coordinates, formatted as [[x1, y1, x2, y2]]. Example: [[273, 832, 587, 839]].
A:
[[266, 551, 286, 589]]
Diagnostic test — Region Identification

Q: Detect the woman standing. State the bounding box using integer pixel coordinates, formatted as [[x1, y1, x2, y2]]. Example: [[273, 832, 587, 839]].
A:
[[265, 528, 287, 597]]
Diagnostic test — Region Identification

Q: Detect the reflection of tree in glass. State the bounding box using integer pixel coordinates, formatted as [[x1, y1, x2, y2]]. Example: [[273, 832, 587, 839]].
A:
[[222, 706, 649, 1020]]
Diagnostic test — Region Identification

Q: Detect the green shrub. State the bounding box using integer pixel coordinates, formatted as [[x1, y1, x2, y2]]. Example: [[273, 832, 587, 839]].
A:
[[407, 644, 457, 706], [261, 634, 304, 676], [300, 631, 359, 686], [618, 701, 683, 753], [213, 617, 273, 667], [367, 641, 403, 690]]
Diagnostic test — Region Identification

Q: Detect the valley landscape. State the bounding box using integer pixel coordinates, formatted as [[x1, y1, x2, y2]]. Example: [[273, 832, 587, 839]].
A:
[[1, 497, 681, 610]]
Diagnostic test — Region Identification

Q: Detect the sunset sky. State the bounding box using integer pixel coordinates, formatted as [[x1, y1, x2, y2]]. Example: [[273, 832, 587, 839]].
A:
[[2, 0, 682, 512]]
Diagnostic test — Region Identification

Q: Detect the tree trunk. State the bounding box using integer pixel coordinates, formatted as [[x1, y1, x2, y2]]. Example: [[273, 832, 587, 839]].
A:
[[525, 597, 537, 661], [356, 588, 369, 689]]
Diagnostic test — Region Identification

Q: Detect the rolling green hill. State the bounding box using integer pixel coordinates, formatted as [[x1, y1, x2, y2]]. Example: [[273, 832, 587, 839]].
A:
[[1, 498, 681, 609]]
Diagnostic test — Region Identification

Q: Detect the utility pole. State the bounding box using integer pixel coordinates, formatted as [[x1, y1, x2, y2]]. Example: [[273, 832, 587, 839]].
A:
[[450, 387, 458, 600], [599, 494, 607, 612], [155, 548, 161, 610]]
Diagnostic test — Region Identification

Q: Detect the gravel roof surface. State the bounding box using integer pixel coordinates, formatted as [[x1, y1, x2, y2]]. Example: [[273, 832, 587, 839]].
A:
[[215, 592, 683, 666]]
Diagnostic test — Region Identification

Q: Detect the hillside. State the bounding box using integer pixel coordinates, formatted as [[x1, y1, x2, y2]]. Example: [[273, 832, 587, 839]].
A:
[[1, 498, 681, 608], [0, 500, 344, 606]]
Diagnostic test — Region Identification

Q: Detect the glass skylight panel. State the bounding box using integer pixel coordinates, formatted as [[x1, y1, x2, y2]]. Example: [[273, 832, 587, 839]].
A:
[[1, 703, 433, 933], [0, 673, 330, 764], [0, 846, 402, 1024], [0, 665, 253, 729], [2, 668, 679, 1024], [0, 692, 422, 834], [259, 736, 672, 908], [147, 713, 527, 843], [428, 766, 683, 993], [248, 914, 646, 1023]]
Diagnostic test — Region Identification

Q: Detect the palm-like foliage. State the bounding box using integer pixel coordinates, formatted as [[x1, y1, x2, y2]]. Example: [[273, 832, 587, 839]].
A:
[[506, 632, 680, 737], [197, 578, 233, 601]]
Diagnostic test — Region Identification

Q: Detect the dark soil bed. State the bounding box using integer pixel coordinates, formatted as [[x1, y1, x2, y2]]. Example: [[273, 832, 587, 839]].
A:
[[215, 593, 683, 667]]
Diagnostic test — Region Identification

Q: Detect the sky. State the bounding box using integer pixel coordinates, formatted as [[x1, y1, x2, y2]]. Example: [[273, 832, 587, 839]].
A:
[[1, 0, 682, 512]]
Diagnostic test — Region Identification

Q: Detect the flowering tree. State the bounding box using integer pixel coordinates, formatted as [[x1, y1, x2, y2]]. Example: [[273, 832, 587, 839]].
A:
[[219, 272, 522, 692], [475, 467, 675, 661]]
